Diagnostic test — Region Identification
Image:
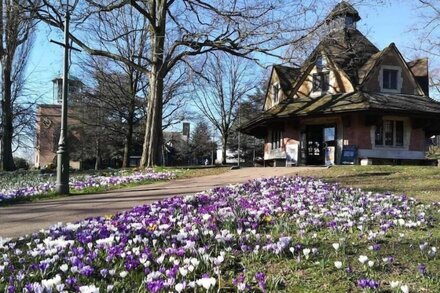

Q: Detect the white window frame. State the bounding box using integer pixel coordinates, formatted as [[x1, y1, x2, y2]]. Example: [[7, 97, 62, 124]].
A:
[[379, 65, 402, 93], [371, 117, 410, 150]]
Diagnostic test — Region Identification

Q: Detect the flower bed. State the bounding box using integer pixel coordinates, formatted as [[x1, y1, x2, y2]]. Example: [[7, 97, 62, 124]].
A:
[[1, 176, 439, 292], [0, 170, 175, 204]]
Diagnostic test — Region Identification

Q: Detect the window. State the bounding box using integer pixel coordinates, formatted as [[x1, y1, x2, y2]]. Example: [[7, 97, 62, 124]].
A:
[[272, 83, 280, 104], [375, 120, 404, 147], [383, 69, 398, 90], [271, 130, 283, 150], [316, 56, 326, 68], [312, 72, 329, 92]]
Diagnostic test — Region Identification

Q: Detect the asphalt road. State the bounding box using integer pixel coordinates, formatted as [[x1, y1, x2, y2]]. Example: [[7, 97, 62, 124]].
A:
[[0, 167, 323, 238]]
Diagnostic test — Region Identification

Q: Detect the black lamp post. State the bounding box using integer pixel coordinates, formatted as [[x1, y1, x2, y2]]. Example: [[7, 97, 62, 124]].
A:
[[52, 0, 79, 194]]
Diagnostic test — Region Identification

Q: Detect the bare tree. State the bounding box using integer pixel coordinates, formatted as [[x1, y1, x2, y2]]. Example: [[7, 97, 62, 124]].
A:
[[194, 53, 253, 164], [24, 0, 328, 167], [412, 0, 440, 97], [79, 57, 147, 168], [0, 0, 36, 171]]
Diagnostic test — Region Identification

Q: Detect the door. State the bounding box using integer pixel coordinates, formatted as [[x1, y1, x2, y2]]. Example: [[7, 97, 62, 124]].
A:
[[306, 125, 324, 165], [306, 124, 336, 165]]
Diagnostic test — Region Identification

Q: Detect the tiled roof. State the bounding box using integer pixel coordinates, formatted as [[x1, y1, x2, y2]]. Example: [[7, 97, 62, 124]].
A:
[[240, 92, 440, 134]]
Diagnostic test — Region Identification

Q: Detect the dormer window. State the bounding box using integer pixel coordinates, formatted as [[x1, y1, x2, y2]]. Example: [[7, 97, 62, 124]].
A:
[[379, 65, 402, 93], [313, 72, 329, 92], [383, 69, 398, 90]]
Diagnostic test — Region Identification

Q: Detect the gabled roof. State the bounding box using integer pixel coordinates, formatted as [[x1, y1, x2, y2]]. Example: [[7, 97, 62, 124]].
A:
[[327, 1, 361, 22], [273, 65, 301, 97], [358, 43, 425, 95], [240, 91, 440, 136], [289, 28, 379, 93]]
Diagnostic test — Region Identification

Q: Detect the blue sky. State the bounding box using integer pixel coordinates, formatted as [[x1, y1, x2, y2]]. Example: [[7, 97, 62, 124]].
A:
[[25, 1, 429, 104]]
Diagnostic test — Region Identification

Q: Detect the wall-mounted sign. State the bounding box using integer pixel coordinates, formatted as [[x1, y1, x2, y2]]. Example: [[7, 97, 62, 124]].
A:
[[341, 145, 358, 165]]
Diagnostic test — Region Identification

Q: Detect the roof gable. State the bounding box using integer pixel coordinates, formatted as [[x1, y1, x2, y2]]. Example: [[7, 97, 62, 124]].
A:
[[291, 50, 355, 98], [360, 43, 425, 96], [273, 65, 301, 98], [263, 66, 301, 110]]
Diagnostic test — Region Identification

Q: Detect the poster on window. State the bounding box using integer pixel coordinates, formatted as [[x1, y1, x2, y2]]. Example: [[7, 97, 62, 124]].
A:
[[286, 144, 298, 166]]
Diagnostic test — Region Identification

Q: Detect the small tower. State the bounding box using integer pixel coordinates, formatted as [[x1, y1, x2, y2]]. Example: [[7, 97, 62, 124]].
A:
[[326, 1, 360, 30], [52, 76, 84, 105]]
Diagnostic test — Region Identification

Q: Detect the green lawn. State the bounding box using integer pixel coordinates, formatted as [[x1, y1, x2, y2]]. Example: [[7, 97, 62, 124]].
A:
[[295, 165, 440, 202]]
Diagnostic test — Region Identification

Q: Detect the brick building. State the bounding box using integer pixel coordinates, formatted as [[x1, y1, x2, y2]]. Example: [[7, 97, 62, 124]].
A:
[[34, 78, 83, 169], [240, 2, 440, 166]]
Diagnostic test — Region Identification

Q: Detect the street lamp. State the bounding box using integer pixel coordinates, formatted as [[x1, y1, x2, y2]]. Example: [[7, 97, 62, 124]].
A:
[[51, 0, 80, 194]]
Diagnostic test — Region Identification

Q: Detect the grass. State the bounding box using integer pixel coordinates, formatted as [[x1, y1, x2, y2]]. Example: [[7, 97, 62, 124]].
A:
[[295, 165, 440, 202]]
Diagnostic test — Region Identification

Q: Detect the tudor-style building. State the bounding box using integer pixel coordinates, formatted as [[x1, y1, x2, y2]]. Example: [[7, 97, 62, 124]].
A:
[[240, 1, 440, 166]]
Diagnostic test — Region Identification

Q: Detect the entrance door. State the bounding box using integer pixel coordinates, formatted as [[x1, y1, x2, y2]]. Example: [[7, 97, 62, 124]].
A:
[[306, 124, 336, 165], [306, 125, 324, 165]]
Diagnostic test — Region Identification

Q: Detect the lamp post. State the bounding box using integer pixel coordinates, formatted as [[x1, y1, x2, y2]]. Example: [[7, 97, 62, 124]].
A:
[[52, 0, 79, 194]]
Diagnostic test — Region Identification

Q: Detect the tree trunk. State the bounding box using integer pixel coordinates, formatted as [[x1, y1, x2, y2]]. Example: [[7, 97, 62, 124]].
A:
[[122, 115, 133, 168], [140, 2, 166, 168], [94, 136, 101, 170], [221, 135, 228, 165], [1, 61, 16, 171]]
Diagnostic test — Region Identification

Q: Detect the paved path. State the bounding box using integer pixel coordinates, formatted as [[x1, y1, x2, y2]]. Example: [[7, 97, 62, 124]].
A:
[[0, 167, 323, 238]]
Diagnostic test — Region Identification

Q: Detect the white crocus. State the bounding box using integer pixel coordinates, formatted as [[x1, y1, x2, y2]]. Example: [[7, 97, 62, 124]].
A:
[[60, 264, 68, 272], [390, 281, 400, 288], [175, 283, 185, 292], [368, 260, 375, 267], [358, 255, 368, 264], [303, 248, 311, 259], [400, 284, 409, 293], [79, 285, 100, 293], [334, 261, 342, 269], [196, 277, 216, 290], [119, 271, 128, 278], [332, 243, 340, 251]]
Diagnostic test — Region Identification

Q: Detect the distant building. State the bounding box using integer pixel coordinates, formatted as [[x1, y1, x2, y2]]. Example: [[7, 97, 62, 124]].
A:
[[34, 77, 84, 169], [163, 124, 190, 166]]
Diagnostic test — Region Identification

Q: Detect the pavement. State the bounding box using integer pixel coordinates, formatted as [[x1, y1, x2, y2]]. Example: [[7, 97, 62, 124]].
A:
[[0, 167, 324, 238]]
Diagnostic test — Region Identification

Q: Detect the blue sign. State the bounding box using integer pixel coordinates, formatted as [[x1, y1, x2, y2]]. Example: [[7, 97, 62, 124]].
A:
[[341, 145, 358, 165]]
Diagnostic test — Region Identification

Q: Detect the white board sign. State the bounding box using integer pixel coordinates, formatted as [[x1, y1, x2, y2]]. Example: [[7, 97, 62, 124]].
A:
[[286, 144, 298, 166]]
